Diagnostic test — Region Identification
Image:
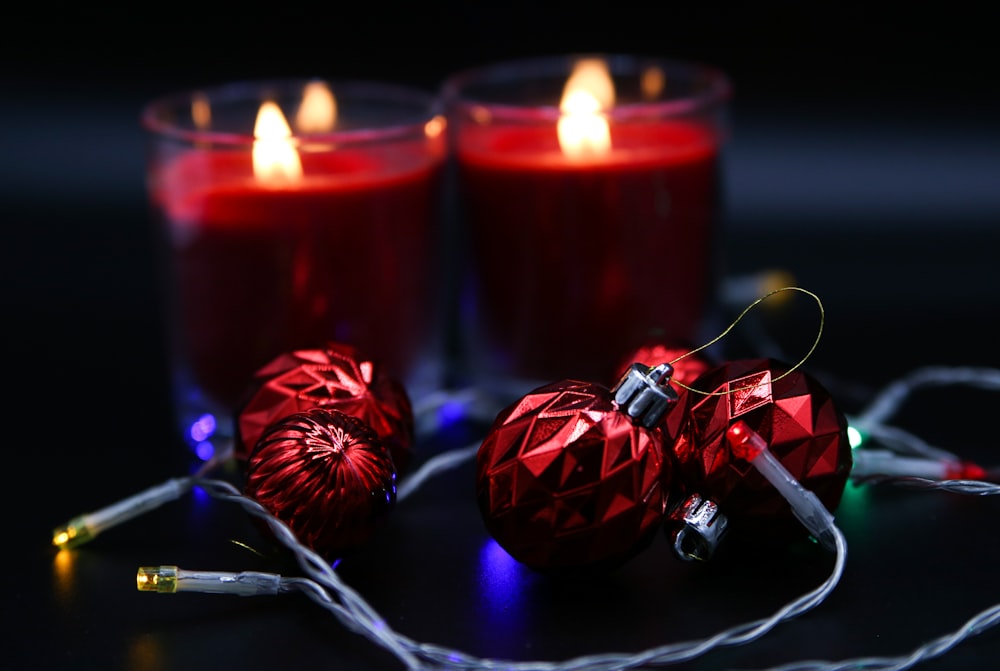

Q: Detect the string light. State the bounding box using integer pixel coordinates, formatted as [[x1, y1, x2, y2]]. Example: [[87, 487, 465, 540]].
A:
[[118, 362, 1000, 670], [848, 476, 1000, 497], [762, 604, 1000, 671], [855, 366, 1000, 429], [851, 449, 986, 481], [136, 565, 283, 596], [843, 365, 998, 485], [135, 474, 849, 671], [50, 390, 494, 550], [727, 420, 838, 551], [848, 365, 1000, 463], [126, 427, 1000, 671], [52, 477, 191, 549], [51, 279, 1000, 669]]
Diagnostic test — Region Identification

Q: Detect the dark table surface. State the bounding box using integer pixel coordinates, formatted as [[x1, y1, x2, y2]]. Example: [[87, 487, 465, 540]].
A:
[[5, 12, 1000, 670]]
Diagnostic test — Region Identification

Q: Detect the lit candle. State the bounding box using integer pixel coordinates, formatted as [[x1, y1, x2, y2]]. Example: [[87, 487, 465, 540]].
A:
[[443, 55, 730, 391], [143, 79, 447, 452]]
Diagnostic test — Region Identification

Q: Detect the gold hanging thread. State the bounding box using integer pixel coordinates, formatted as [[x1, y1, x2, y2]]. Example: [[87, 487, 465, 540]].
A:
[[669, 286, 825, 396]]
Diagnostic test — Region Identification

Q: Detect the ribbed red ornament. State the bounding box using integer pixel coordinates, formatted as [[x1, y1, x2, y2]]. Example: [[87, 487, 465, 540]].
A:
[[243, 407, 397, 561], [235, 342, 414, 473], [476, 378, 674, 573], [671, 358, 852, 540]]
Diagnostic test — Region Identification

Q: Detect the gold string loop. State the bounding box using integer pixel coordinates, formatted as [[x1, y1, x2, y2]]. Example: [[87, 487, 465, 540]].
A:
[[669, 286, 825, 396]]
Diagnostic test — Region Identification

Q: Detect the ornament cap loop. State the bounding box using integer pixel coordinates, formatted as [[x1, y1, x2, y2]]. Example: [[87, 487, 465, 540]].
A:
[[667, 493, 729, 562], [611, 362, 679, 428]]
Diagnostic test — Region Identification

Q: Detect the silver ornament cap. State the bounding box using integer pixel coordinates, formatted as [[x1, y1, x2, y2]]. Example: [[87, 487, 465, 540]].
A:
[[611, 362, 679, 428], [667, 493, 730, 562]]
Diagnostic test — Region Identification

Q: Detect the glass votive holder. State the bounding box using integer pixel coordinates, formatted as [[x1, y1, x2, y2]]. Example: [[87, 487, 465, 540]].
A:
[[441, 54, 731, 399], [142, 79, 448, 458]]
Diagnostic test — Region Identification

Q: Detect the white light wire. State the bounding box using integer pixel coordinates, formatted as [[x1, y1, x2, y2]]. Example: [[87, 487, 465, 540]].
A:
[[849, 421, 959, 462], [849, 366, 1000, 462], [852, 476, 1000, 496], [761, 365, 1000, 670], [181, 362, 1000, 670], [63, 365, 1000, 668], [396, 443, 481, 502], [855, 366, 1000, 429], [188, 439, 849, 671], [759, 602, 1000, 671]]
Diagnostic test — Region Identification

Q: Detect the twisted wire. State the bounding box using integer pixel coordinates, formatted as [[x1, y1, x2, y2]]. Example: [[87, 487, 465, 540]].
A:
[[761, 603, 1000, 671], [856, 366, 1000, 428], [133, 365, 1000, 669], [188, 473, 847, 671], [853, 475, 1000, 496]]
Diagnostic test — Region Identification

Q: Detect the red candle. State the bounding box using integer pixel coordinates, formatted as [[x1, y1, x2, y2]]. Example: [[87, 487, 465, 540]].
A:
[[444, 56, 730, 388], [144, 80, 446, 450]]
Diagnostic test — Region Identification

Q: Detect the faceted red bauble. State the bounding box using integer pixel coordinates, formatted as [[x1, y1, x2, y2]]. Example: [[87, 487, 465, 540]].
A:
[[476, 379, 673, 573], [672, 358, 851, 537], [614, 342, 712, 391], [244, 407, 397, 561], [235, 342, 414, 473]]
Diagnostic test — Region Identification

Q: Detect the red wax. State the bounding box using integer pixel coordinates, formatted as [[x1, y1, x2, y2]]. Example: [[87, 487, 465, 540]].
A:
[[456, 120, 722, 383], [151, 146, 444, 412]]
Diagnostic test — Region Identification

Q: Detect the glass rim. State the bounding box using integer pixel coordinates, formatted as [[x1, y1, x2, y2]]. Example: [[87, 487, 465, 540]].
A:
[[440, 54, 731, 123], [141, 78, 444, 147]]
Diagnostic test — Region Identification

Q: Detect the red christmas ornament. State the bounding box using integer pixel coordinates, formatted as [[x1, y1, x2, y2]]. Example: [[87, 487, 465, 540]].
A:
[[476, 364, 679, 573], [243, 407, 397, 561], [614, 341, 712, 392], [667, 358, 852, 559], [235, 342, 414, 473]]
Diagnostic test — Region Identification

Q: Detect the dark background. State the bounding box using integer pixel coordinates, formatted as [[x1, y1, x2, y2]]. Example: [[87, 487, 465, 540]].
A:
[[4, 7, 1000, 671]]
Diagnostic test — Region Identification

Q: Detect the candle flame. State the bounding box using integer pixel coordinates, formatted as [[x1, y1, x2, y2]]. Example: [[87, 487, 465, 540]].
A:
[[296, 81, 337, 133], [558, 58, 614, 158], [471, 105, 492, 125], [424, 114, 447, 139], [253, 101, 302, 182], [641, 66, 665, 100], [191, 92, 211, 129]]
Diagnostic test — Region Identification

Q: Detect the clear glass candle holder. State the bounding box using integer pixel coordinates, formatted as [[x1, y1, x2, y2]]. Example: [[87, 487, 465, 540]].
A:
[[441, 55, 731, 399], [143, 79, 448, 458]]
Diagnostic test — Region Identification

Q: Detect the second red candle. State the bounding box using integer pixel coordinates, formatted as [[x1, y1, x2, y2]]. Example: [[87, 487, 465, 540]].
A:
[[443, 55, 732, 392]]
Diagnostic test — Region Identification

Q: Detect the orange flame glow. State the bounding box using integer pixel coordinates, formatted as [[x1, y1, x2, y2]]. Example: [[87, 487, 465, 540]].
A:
[[191, 92, 211, 130], [253, 101, 302, 182], [296, 81, 337, 133], [558, 58, 614, 157], [641, 66, 665, 100], [424, 115, 447, 139]]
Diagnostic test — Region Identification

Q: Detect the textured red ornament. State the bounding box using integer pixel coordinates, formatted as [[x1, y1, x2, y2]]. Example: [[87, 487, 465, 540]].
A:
[[244, 407, 397, 561], [235, 342, 414, 473], [671, 358, 852, 541], [476, 379, 674, 573], [614, 342, 712, 390]]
